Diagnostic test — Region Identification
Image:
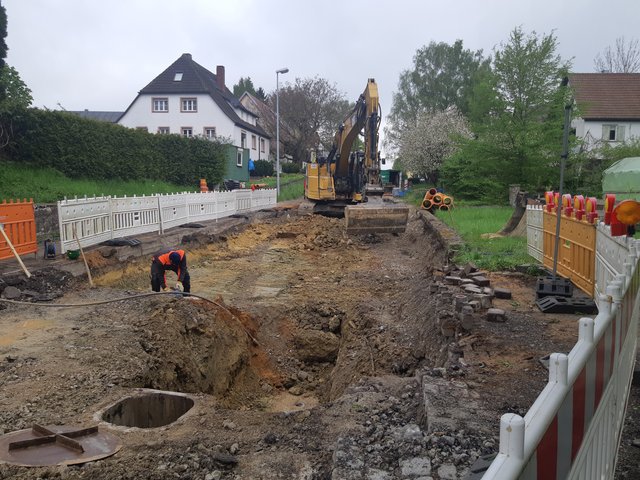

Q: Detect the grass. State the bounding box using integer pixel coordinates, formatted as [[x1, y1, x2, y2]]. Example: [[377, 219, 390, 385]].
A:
[[434, 206, 535, 271], [2, 162, 306, 204], [254, 173, 304, 202], [1, 162, 192, 203]]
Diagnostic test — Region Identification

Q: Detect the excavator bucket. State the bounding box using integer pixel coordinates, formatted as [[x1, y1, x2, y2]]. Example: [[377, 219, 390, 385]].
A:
[[345, 204, 409, 235]]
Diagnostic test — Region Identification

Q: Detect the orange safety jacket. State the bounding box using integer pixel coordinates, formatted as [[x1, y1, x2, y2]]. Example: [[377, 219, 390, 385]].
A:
[[154, 249, 187, 283]]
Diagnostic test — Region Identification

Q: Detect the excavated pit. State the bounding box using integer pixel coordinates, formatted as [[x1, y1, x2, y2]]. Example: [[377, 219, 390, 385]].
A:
[[89, 211, 448, 412], [101, 391, 195, 428]]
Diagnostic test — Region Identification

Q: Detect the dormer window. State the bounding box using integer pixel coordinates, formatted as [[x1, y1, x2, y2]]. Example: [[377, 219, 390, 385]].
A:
[[174, 72, 183, 81]]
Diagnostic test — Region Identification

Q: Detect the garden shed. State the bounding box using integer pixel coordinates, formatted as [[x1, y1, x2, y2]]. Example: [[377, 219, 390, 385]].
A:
[[602, 157, 640, 200]]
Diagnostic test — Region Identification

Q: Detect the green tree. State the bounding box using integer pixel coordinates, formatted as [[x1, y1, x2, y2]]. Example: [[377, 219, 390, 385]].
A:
[[386, 40, 489, 154], [0, 1, 6, 68], [255, 87, 266, 101], [233, 77, 260, 98], [445, 27, 570, 197], [272, 76, 350, 164]]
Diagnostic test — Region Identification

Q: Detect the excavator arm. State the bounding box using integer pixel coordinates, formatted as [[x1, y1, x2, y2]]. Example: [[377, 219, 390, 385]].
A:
[[304, 79, 408, 234]]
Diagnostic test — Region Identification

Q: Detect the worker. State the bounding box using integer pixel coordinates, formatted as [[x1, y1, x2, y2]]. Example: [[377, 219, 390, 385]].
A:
[[150, 248, 191, 293]]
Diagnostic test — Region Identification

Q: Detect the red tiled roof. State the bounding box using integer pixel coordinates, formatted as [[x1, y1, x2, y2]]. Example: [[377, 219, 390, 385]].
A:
[[569, 73, 640, 120]]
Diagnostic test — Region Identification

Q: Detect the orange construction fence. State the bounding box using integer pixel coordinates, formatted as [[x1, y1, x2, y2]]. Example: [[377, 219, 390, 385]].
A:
[[0, 198, 38, 261], [542, 192, 597, 296]]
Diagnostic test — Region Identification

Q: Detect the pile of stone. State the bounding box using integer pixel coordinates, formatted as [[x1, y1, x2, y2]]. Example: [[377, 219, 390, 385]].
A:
[[431, 263, 512, 338]]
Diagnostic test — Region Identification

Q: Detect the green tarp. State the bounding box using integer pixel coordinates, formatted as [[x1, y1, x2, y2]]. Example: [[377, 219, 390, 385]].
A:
[[602, 157, 640, 200]]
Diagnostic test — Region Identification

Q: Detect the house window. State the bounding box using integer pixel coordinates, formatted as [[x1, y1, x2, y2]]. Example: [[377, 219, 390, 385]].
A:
[[260, 138, 265, 153], [158, 127, 170, 134], [602, 124, 625, 142], [204, 127, 216, 139], [241, 131, 247, 148], [174, 72, 183, 81], [236, 148, 243, 167], [181, 97, 197, 112], [152, 98, 168, 112], [181, 127, 193, 137], [252, 135, 257, 149]]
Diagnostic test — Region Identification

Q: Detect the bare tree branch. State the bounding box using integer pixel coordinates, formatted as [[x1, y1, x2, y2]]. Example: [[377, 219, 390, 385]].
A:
[[594, 36, 640, 73]]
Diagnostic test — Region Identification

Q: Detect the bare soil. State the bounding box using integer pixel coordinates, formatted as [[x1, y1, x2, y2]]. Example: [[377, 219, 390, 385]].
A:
[[0, 205, 636, 479]]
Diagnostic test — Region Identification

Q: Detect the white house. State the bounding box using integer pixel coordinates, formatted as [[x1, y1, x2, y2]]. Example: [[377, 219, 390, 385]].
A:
[[118, 53, 271, 180], [569, 73, 640, 152]]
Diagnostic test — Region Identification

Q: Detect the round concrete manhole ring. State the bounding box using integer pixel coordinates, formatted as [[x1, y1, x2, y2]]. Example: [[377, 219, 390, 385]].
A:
[[0, 424, 122, 467], [101, 390, 195, 428]]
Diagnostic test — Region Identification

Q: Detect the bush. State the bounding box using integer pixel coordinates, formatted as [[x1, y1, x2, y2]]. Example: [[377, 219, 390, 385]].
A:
[[281, 162, 301, 174], [253, 159, 274, 177], [5, 109, 227, 186]]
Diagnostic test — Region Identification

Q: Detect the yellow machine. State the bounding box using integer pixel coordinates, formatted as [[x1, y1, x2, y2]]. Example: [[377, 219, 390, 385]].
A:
[[304, 79, 409, 234]]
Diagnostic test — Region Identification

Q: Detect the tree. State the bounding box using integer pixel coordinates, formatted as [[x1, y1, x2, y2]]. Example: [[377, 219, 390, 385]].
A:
[[594, 37, 640, 73], [396, 107, 470, 184], [271, 76, 350, 163], [0, 66, 32, 149], [385, 40, 488, 154], [233, 77, 263, 98], [255, 87, 266, 101], [446, 27, 570, 197], [0, 1, 7, 68]]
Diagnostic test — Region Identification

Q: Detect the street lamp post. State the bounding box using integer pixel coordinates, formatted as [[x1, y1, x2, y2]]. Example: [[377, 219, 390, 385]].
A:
[[275, 67, 289, 196]]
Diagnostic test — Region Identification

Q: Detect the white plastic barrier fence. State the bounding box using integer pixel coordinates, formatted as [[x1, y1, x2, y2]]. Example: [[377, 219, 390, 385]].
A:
[[57, 189, 277, 253], [483, 237, 640, 480], [595, 223, 638, 305], [526, 205, 544, 263]]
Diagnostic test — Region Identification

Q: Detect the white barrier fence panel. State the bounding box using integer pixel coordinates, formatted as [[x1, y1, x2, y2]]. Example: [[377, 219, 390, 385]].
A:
[[483, 236, 640, 480], [57, 189, 277, 253], [58, 196, 112, 253], [595, 223, 638, 305], [526, 205, 544, 263], [110, 195, 160, 238]]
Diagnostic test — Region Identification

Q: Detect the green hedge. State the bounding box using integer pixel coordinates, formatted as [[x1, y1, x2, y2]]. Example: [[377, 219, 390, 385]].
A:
[[4, 109, 227, 186], [253, 159, 274, 177]]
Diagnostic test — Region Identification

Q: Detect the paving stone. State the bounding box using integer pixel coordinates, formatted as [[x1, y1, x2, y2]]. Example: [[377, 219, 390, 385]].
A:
[[486, 308, 506, 322], [494, 288, 512, 299], [438, 464, 458, 480], [472, 276, 490, 287], [1, 286, 21, 300]]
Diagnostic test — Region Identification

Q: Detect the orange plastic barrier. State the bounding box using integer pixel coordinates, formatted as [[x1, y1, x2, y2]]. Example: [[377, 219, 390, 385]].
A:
[[542, 192, 597, 296], [0, 199, 37, 260]]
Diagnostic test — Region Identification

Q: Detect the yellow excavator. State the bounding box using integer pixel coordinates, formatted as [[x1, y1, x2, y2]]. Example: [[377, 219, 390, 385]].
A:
[[304, 79, 409, 234]]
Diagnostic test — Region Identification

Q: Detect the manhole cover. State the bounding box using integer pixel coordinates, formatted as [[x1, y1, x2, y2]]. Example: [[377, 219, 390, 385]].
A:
[[0, 424, 121, 466]]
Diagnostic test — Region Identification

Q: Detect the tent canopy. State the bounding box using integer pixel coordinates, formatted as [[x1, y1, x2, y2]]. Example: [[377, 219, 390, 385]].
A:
[[602, 157, 640, 200]]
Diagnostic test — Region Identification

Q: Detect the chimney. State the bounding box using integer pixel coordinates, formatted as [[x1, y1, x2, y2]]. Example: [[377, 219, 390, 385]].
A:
[[216, 66, 225, 90]]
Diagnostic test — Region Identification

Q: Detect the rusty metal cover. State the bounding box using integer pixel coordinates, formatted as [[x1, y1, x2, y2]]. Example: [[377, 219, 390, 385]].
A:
[[0, 424, 122, 467]]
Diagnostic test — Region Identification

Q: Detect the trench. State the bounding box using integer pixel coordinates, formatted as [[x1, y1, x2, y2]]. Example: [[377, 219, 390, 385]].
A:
[[94, 212, 447, 412]]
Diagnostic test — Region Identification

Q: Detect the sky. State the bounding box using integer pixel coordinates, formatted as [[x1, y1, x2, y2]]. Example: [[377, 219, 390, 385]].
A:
[[4, 0, 639, 127]]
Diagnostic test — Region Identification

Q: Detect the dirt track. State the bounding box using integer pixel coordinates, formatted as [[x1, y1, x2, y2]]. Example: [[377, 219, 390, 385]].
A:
[[0, 205, 636, 479]]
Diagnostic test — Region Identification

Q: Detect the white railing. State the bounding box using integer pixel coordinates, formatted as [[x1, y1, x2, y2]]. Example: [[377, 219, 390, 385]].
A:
[[484, 229, 640, 479], [526, 205, 544, 262], [57, 189, 277, 253]]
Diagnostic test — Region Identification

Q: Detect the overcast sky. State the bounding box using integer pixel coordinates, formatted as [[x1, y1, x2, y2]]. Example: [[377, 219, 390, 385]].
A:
[[4, 0, 639, 123]]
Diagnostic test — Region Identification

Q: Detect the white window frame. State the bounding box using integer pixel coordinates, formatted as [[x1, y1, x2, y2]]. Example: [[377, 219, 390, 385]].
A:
[[602, 124, 625, 142], [204, 127, 216, 139], [236, 148, 243, 167], [174, 72, 183, 81], [152, 97, 168, 112], [181, 127, 193, 138], [251, 134, 257, 150], [260, 138, 265, 153], [181, 97, 198, 112], [157, 127, 170, 134], [241, 131, 247, 148]]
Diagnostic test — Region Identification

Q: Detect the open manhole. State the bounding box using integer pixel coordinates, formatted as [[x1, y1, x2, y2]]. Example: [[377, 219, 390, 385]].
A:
[[101, 390, 195, 428]]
